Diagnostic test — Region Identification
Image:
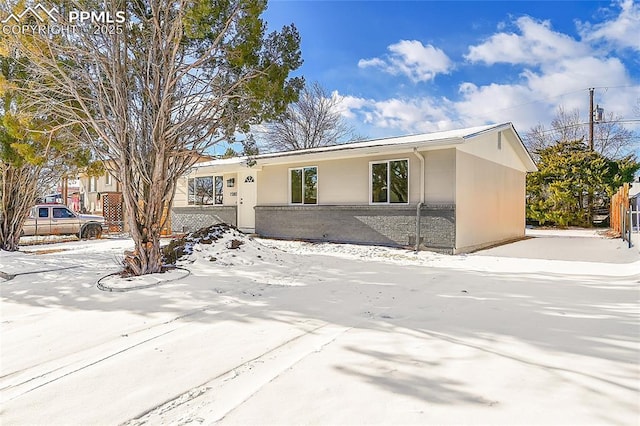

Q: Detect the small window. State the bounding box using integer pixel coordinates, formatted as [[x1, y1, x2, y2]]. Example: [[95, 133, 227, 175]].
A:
[[244, 175, 255, 183], [370, 159, 408, 204], [105, 172, 112, 186], [290, 166, 317, 204], [39, 207, 49, 218], [53, 207, 75, 219]]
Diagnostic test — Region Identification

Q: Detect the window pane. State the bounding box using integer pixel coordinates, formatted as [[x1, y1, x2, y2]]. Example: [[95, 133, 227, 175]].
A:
[[53, 208, 74, 218], [291, 169, 302, 204], [389, 160, 408, 203], [215, 176, 223, 205], [194, 177, 213, 205], [188, 179, 194, 205], [371, 163, 388, 203], [303, 167, 317, 204], [39, 208, 49, 218]]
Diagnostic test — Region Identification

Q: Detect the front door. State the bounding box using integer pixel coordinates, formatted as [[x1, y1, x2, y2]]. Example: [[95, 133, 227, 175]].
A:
[[237, 170, 257, 232]]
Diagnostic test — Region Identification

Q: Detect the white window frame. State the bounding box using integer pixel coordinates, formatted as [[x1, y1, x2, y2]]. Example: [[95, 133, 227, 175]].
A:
[[369, 159, 410, 205], [214, 175, 224, 205], [105, 172, 112, 186], [288, 166, 318, 205]]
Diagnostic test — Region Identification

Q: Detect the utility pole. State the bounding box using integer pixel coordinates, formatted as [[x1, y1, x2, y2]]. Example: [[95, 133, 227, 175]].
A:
[[589, 87, 594, 150], [587, 88, 595, 227], [62, 176, 68, 206]]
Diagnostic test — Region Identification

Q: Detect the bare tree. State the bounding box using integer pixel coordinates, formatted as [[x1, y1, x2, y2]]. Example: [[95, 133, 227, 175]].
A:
[[1, 162, 40, 251], [8, 0, 302, 274], [524, 105, 636, 160], [593, 113, 635, 159], [261, 82, 358, 152]]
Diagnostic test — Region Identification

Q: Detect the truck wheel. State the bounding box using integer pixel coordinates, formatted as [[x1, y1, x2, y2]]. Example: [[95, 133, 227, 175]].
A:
[[83, 224, 103, 239]]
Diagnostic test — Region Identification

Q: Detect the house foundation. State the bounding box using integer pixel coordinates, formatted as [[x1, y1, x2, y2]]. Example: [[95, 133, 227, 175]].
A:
[[171, 206, 237, 233], [255, 204, 455, 253]]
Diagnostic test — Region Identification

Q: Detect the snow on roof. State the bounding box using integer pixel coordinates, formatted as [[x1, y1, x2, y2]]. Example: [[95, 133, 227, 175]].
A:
[[194, 156, 247, 168], [258, 122, 507, 159], [194, 122, 519, 169]]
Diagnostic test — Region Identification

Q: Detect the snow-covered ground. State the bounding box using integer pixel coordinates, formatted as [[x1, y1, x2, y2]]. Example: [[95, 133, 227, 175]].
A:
[[1, 229, 639, 425]]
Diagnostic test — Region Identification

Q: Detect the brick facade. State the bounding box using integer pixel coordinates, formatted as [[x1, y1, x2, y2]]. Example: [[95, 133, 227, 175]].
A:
[[255, 204, 455, 253], [171, 206, 237, 233]]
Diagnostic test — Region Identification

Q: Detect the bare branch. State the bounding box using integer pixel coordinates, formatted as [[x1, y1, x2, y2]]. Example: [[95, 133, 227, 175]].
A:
[[259, 82, 357, 152]]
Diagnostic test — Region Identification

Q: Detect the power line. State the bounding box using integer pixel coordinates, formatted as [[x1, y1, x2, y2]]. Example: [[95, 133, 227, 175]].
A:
[[484, 88, 587, 114], [591, 85, 639, 90], [528, 119, 640, 136]]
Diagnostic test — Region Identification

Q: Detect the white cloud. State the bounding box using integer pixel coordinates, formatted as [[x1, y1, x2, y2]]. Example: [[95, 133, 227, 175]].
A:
[[340, 5, 640, 140], [578, 0, 640, 51], [334, 92, 457, 134], [523, 56, 630, 101], [465, 16, 589, 66], [453, 82, 547, 130], [358, 40, 453, 83], [357, 58, 386, 69], [331, 91, 369, 119], [363, 97, 455, 133]]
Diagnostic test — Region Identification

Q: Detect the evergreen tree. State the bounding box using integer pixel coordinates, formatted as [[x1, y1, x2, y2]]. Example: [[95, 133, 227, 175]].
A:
[[527, 140, 639, 227]]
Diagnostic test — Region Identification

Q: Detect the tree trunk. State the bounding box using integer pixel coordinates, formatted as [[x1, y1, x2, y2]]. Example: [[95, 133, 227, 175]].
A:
[[122, 191, 166, 275], [0, 163, 39, 252], [120, 151, 176, 276]]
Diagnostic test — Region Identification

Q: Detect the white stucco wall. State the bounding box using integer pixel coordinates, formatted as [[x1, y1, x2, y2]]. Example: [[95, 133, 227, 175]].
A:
[[174, 176, 188, 206], [424, 149, 455, 204], [455, 150, 526, 253], [457, 130, 531, 173], [256, 150, 455, 206]]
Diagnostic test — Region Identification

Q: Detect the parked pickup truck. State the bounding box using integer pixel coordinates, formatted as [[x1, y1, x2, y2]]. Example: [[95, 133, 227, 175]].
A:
[[22, 204, 107, 239]]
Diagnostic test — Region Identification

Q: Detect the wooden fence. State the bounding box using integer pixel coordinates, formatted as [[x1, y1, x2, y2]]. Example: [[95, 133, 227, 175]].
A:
[[610, 183, 628, 235], [610, 183, 634, 249]]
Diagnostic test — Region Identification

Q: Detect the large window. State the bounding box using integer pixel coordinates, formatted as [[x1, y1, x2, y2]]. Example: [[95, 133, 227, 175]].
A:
[[188, 176, 224, 205], [370, 159, 408, 204], [290, 166, 318, 204]]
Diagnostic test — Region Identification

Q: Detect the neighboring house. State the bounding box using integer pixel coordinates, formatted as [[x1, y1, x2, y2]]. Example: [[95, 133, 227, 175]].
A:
[[78, 154, 213, 234], [630, 176, 640, 231], [78, 169, 127, 232], [629, 176, 640, 208], [79, 171, 119, 214], [41, 179, 81, 209], [172, 122, 537, 254]]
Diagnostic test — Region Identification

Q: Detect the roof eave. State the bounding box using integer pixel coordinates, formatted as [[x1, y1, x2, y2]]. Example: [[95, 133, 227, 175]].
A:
[[254, 138, 465, 165]]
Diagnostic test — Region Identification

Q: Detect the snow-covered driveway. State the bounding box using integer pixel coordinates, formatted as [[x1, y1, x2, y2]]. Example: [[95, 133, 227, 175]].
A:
[[1, 231, 639, 425]]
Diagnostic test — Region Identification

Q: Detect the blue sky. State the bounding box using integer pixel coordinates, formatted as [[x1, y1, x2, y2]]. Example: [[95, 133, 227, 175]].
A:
[[261, 0, 640, 146]]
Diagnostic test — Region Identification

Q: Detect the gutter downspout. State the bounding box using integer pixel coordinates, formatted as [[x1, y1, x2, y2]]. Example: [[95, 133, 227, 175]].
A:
[[414, 148, 425, 253]]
